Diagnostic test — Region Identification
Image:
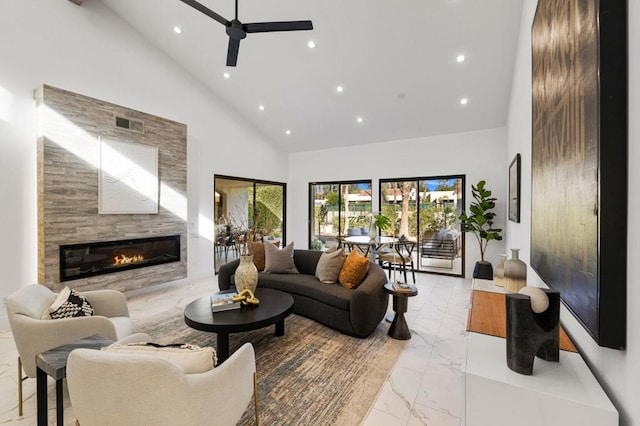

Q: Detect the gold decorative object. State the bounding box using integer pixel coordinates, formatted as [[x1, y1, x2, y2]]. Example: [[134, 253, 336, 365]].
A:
[[232, 289, 260, 306]]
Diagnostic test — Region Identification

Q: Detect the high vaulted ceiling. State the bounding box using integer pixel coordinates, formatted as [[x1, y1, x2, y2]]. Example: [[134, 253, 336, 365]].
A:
[[100, 0, 524, 153]]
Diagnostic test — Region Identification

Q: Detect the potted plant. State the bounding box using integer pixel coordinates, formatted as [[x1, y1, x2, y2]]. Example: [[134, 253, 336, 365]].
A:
[[459, 180, 503, 279]]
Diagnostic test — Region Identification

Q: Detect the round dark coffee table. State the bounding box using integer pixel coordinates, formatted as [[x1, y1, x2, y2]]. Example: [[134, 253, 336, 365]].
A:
[[184, 288, 294, 363]]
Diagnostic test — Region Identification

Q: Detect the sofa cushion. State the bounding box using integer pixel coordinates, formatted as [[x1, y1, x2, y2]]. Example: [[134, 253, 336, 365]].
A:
[[293, 249, 323, 275], [338, 250, 370, 289], [104, 343, 216, 373], [264, 242, 299, 274], [47, 287, 94, 319], [315, 248, 346, 283], [248, 241, 280, 271], [247, 241, 266, 271], [257, 273, 351, 311], [444, 230, 458, 240]]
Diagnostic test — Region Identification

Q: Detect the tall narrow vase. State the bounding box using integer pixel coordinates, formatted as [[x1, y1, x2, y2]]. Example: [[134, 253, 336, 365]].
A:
[[504, 249, 527, 293], [493, 254, 507, 287], [368, 218, 377, 243], [235, 255, 258, 294]]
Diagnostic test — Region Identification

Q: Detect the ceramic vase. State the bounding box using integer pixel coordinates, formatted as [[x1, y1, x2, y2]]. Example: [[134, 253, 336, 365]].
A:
[[493, 254, 507, 287], [368, 218, 377, 243], [504, 249, 527, 293], [235, 255, 258, 294]]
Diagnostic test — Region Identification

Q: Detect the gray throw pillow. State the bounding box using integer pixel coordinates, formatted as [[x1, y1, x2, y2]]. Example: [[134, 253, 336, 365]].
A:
[[264, 241, 299, 274], [315, 248, 346, 283]]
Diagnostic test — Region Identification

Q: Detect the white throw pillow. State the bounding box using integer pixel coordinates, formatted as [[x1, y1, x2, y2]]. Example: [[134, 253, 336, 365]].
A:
[[104, 343, 216, 373]]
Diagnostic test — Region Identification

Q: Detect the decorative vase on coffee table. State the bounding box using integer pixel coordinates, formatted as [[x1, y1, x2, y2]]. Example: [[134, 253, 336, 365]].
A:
[[504, 249, 527, 293], [493, 254, 507, 287], [235, 255, 258, 294]]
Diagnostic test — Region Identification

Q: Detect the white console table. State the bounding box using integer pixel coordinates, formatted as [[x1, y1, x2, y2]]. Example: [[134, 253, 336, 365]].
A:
[[463, 279, 618, 426]]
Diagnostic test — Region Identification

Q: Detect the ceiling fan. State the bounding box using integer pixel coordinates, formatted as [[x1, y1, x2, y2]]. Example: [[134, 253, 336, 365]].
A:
[[179, 0, 313, 67]]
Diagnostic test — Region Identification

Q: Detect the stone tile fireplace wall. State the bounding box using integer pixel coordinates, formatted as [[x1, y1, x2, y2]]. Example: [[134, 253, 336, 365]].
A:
[[35, 85, 187, 293]]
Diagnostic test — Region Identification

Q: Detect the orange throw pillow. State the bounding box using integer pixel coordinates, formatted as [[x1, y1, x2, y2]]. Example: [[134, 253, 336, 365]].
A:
[[338, 250, 370, 289]]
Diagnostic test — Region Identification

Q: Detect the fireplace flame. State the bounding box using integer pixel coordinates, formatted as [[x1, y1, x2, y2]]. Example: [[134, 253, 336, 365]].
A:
[[114, 254, 145, 265]]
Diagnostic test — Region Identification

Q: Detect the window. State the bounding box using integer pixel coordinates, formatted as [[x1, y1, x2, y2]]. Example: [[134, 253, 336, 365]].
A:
[[309, 180, 372, 251]]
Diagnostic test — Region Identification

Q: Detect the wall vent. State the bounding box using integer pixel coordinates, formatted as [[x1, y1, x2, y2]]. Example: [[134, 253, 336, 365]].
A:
[[115, 116, 144, 133]]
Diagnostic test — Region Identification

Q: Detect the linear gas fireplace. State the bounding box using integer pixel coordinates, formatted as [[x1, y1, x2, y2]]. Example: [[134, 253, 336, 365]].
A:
[[60, 235, 180, 282]]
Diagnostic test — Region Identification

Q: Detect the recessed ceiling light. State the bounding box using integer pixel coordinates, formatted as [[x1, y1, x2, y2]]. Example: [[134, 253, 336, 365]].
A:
[[285, 130, 292, 135], [357, 117, 364, 123], [460, 98, 468, 105], [223, 72, 231, 79], [173, 26, 183, 34], [258, 105, 265, 111], [336, 85, 344, 93], [456, 54, 465, 63], [307, 40, 316, 49]]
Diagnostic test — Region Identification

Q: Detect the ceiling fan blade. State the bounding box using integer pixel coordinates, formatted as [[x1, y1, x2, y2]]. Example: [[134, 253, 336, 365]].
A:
[[244, 21, 313, 33], [226, 38, 240, 67], [179, 0, 229, 26]]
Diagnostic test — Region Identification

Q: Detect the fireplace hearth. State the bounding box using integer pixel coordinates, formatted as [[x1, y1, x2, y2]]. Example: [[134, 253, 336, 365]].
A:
[[60, 235, 180, 281]]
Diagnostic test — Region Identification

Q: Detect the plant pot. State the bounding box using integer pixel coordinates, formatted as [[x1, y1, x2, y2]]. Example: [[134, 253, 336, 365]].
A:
[[473, 261, 493, 280], [235, 255, 258, 294]]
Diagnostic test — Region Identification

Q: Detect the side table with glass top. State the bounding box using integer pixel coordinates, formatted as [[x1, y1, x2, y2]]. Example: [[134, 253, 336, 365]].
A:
[[36, 334, 114, 426], [383, 283, 418, 340]]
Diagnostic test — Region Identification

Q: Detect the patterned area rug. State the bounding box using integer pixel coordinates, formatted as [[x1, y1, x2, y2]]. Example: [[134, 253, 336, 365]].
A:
[[137, 311, 405, 425]]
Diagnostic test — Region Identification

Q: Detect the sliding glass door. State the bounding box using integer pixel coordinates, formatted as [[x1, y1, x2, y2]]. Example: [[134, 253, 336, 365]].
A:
[[214, 175, 285, 273], [309, 180, 372, 251], [380, 175, 464, 276]]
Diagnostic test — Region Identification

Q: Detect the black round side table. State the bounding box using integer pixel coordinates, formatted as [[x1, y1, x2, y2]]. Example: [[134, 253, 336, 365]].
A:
[[384, 283, 418, 340]]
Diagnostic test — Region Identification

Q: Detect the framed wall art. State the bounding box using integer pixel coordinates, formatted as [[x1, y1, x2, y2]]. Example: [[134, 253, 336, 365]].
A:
[[508, 154, 520, 223], [99, 137, 159, 214], [530, 0, 627, 349]]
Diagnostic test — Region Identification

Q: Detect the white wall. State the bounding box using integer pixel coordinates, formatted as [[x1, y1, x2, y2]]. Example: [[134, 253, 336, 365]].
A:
[[288, 127, 508, 277], [0, 0, 287, 326], [506, 0, 638, 423]]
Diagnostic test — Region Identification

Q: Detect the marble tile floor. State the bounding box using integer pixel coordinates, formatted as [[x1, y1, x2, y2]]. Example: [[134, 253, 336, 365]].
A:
[[0, 273, 471, 425]]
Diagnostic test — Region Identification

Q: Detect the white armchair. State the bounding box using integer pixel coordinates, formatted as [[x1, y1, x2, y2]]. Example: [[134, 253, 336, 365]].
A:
[[67, 342, 258, 426], [5, 284, 133, 415]]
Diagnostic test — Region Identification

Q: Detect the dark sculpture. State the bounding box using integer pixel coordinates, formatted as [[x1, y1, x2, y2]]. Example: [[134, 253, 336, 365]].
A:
[[506, 289, 560, 375]]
